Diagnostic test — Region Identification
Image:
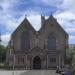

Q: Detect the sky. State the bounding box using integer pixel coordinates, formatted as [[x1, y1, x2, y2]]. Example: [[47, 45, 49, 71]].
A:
[[0, 0, 75, 46]]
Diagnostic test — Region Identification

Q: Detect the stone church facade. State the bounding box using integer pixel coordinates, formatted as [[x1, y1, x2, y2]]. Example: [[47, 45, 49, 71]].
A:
[[6, 15, 68, 70]]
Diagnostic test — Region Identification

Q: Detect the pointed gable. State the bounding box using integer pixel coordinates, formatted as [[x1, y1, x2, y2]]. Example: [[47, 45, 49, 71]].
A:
[[12, 15, 68, 38], [12, 17, 35, 36], [40, 14, 68, 36], [47, 14, 56, 21]]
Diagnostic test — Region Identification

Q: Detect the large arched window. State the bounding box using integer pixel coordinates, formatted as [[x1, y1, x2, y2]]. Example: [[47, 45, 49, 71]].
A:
[[21, 31, 30, 50], [48, 35, 56, 50]]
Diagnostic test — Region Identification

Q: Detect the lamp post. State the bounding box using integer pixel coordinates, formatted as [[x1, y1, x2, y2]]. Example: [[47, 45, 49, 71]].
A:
[[12, 54, 15, 75], [10, 39, 15, 75]]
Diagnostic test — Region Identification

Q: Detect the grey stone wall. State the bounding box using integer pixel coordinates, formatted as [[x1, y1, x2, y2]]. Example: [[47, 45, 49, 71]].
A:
[[6, 15, 68, 70]]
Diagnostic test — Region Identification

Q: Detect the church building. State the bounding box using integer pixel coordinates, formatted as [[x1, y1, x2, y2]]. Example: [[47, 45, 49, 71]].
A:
[[6, 15, 68, 69]]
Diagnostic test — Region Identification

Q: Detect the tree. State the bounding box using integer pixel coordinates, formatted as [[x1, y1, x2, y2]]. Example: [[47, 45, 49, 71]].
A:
[[0, 45, 7, 63], [65, 46, 75, 66]]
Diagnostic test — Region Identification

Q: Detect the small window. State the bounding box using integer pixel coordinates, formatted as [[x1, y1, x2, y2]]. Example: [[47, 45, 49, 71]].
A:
[[17, 57, 24, 64], [50, 58, 56, 62], [21, 31, 30, 50], [54, 58, 56, 62]]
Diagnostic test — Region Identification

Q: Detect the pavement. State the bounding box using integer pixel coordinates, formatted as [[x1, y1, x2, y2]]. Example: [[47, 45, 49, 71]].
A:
[[0, 70, 60, 75]]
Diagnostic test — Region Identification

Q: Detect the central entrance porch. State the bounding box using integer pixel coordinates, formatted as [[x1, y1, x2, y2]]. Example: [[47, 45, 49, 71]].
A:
[[33, 56, 41, 69]]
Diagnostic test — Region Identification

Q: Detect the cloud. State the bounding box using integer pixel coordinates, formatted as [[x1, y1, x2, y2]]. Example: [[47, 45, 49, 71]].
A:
[[1, 34, 11, 46], [55, 11, 75, 21], [54, 0, 75, 45], [0, 0, 75, 46], [69, 35, 75, 44], [55, 11, 75, 32], [66, 28, 75, 33], [41, 0, 63, 6], [27, 15, 41, 31], [60, 0, 75, 12]]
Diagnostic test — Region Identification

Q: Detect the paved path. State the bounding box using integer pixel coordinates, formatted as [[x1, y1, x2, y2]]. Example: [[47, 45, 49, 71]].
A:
[[19, 70, 60, 75], [0, 70, 60, 75]]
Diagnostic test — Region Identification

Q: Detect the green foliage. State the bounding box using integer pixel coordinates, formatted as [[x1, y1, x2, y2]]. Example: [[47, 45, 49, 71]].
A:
[[71, 46, 75, 63], [0, 45, 7, 63], [65, 46, 75, 65]]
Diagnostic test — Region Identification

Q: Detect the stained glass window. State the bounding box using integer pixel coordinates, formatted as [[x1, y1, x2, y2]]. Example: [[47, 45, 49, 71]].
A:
[[21, 31, 30, 50], [48, 35, 56, 49]]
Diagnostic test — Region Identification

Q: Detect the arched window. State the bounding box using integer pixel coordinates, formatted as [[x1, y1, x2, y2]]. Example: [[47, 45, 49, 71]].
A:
[[48, 35, 56, 49], [21, 31, 30, 50]]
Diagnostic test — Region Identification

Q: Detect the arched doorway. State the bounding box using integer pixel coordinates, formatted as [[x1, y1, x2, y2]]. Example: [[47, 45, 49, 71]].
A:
[[33, 56, 41, 69]]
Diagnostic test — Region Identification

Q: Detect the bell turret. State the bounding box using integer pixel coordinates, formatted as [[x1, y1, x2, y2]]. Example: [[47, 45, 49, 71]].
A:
[[41, 15, 45, 27]]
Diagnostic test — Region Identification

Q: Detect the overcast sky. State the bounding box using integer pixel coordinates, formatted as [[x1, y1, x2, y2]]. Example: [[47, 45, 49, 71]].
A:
[[0, 0, 75, 46]]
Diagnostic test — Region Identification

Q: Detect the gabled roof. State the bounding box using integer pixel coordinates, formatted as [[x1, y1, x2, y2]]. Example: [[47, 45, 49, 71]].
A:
[[12, 15, 68, 38], [50, 15, 68, 37], [40, 15, 68, 37], [47, 14, 56, 21], [12, 17, 35, 36]]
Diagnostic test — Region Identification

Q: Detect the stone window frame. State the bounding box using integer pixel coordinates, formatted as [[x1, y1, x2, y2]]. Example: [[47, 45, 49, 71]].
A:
[[21, 31, 30, 50], [50, 58, 56, 62], [17, 56, 24, 64], [47, 33, 56, 50]]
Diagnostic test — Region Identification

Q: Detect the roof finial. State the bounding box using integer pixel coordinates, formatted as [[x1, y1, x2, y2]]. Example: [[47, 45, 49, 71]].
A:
[[51, 12, 53, 16], [41, 14, 43, 17], [41, 14, 45, 18], [41, 14, 42, 16], [25, 14, 27, 18]]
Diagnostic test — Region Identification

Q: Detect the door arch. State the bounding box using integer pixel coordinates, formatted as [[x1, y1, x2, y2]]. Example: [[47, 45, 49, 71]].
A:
[[33, 56, 41, 69]]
